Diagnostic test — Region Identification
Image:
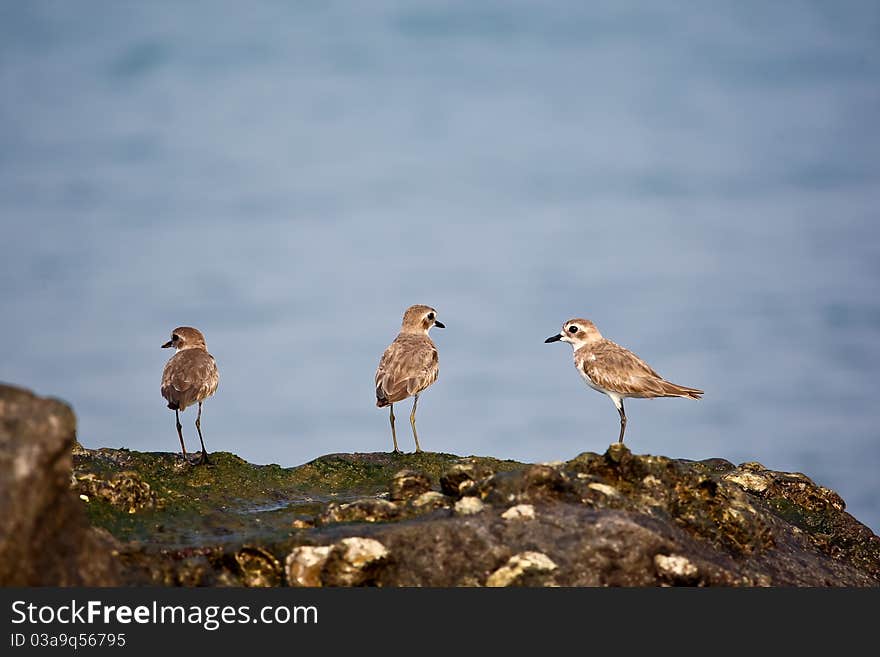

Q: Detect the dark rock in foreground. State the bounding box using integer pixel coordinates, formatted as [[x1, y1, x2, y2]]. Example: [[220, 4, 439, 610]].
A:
[[0, 384, 121, 585], [2, 382, 879, 587]]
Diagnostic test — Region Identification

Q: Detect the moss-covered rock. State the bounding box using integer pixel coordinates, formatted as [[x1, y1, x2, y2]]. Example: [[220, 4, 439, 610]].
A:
[[72, 447, 525, 549], [67, 441, 880, 587], [5, 382, 880, 587]]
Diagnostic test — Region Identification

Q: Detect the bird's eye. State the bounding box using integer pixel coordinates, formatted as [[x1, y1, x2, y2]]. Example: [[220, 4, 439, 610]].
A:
[[427, 313, 435, 320], [172, 334, 180, 341], [568, 326, 578, 334]]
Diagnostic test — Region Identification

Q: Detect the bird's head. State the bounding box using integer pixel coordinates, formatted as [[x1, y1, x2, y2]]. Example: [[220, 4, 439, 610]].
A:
[[162, 326, 208, 351], [400, 304, 445, 335], [544, 318, 602, 348]]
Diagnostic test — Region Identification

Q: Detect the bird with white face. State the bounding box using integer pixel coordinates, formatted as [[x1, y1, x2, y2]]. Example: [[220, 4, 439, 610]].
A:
[[545, 318, 703, 444], [160, 326, 219, 464], [375, 304, 445, 453]]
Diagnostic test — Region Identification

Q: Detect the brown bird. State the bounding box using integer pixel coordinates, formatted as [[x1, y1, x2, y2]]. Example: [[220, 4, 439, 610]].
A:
[[160, 326, 219, 464], [375, 305, 444, 453], [545, 318, 702, 444]]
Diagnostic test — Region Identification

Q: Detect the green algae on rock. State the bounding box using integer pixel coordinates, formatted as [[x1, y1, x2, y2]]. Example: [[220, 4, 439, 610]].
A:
[[72, 447, 526, 548]]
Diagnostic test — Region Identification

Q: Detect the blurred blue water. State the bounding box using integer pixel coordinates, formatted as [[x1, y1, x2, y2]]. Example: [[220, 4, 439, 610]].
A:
[[1, 1, 878, 531]]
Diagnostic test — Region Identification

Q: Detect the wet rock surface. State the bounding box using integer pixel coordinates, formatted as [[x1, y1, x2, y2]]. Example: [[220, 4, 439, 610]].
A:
[[318, 498, 400, 524], [3, 382, 880, 587]]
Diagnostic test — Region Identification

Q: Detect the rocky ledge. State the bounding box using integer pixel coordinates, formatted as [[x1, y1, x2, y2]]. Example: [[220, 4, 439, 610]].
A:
[[2, 383, 879, 586]]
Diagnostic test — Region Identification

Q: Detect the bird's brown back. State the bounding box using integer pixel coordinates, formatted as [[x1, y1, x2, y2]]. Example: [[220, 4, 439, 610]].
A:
[[161, 348, 219, 411], [375, 333, 439, 406]]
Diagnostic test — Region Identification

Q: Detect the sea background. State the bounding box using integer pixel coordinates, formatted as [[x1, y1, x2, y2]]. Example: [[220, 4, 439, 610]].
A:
[[2, 2, 878, 531]]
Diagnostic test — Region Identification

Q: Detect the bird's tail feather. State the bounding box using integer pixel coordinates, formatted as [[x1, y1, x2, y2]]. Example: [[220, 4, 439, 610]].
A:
[[661, 381, 703, 399]]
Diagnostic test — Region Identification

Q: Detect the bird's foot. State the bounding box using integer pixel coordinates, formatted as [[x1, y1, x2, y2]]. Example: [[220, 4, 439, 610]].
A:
[[188, 452, 211, 466], [392, 448, 402, 454], [414, 447, 423, 454]]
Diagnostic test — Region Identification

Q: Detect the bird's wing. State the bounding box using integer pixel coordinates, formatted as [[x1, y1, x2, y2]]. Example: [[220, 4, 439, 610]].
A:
[[583, 340, 669, 397], [162, 351, 219, 408], [375, 337, 439, 404]]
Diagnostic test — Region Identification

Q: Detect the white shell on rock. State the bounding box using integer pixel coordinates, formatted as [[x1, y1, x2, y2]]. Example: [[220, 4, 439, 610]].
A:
[[338, 537, 389, 567], [654, 553, 699, 580], [588, 482, 619, 497], [454, 497, 485, 515], [723, 472, 770, 494], [501, 504, 535, 521], [486, 551, 558, 587], [285, 546, 332, 587]]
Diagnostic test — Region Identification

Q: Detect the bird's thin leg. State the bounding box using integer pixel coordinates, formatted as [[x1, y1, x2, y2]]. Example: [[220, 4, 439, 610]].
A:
[[175, 409, 188, 460], [617, 399, 627, 443], [410, 394, 422, 453], [389, 404, 400, 453], [195, 401, 210, 465]]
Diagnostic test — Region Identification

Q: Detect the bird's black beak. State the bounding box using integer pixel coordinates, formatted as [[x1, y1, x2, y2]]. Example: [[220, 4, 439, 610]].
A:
[[161, 340, 173, 349], [544, 334, 562, 343], [434, 321, 445, 329]]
